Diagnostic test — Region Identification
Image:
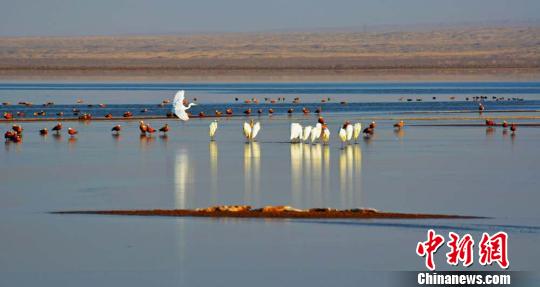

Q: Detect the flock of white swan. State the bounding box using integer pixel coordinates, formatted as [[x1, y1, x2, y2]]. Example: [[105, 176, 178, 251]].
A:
[[171, 90, 371, 147]]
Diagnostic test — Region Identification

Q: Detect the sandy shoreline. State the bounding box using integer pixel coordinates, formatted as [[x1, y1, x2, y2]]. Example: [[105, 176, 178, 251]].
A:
[[1, 26, 539, 82], [1, 68, 539, 82]]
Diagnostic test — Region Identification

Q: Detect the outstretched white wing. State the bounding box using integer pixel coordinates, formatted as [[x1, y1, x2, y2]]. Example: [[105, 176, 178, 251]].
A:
[[290, 123, 302, 141], [303, 126, 312, 141], [251, 122, 261, 139], [173, 90, 185, 106], [243, 122, 251, 139], [172, 90, 190, 121]]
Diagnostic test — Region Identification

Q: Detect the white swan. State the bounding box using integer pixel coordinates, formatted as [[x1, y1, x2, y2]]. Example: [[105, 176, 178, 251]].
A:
[[339, 127, 347, 149], [290, 123, 303, 143], [310, 123, 322, 144], [321, 127, 330, 145], [243, 120, 261, 142], [345, 123, 354, 143], [302, 125, 312, 143], [353, 123, 362, 143], [209, 120, 218, 141], [172, 90, 197, 121]]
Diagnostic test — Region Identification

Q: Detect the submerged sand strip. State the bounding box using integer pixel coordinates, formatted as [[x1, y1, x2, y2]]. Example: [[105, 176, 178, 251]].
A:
[[52, 209, 480, 219]]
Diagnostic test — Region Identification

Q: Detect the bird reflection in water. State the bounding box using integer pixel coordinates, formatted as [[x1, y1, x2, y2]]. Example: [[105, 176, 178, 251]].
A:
[[174, 148, 192, 209], [209, 141, 219, 203], [486, 127, 495, 137], [53, 133, 62, 143], [68, 137, 77, 148], [244, 142, 261, 205], [339, 145, 362, 207], [159, 134, 169, 148], [139, 134, 155, 151], [290, 143, 331, 207], [394, 128, 405, 140]]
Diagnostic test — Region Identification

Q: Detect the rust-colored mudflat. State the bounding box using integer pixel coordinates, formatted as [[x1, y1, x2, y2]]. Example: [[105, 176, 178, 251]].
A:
[[53, 208, 480, 219]]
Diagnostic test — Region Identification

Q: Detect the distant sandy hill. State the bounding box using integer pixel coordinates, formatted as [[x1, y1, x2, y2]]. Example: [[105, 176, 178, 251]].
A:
[[0, 26, 538, 81]]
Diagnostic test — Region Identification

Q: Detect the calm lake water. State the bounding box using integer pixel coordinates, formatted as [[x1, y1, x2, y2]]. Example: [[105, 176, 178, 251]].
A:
[[1, 82, 539, 286]]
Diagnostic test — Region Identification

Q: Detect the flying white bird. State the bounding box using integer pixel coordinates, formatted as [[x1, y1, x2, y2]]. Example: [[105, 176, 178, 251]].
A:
[[209, 120, 218, 141], [290, 123, 303, 143], [321, 126, 330, 145], [310, 123, 322, 144], [302, 125, 312, 143], [172, 90, 197, 121], [243, 120, 261, 142], [353, 123, 362, 143], [339, 127, 347, 149]]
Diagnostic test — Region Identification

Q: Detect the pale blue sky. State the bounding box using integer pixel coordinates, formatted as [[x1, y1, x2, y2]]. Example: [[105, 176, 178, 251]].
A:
[[0, 0, 538, 36]]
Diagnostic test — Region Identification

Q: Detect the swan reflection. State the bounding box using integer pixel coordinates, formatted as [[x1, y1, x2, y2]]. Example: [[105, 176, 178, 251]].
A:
[[209, 141, 219, 202], [339, 145, 362, 207], [290, 143, 331, 207], [244, 142, 261, 205], [174, 148, 192, 209]]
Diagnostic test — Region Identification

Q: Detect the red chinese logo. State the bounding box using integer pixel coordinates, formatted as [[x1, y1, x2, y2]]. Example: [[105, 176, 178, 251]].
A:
[[446, 232, 474, 267], [416, 230, 509, 270], [416, 229, 445, 271], [479, 232, 509, 269]]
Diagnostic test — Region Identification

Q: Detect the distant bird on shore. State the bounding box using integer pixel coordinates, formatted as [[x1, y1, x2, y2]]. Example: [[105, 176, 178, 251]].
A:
[[479, 103, 485, 112], [52, 123, 62, 134], [363, 127, 374, 138], [243, 120, 260, 142], [226, 108, 233, 116], [209, 121, 218, 141], [302, 107, 310, 114], [244, 108, 252, 116], [146, 125, 156, 136], [111, 125, 122, 135], [268, 108, 274, 115], [502, 121, 509, 129], [3, 112, 13, 120], [12, 125, 23, 134], [287, 108, 294, 115], [510, 123, 517, 134], [67, 128, 78, 137], [393, 120, 405, 130], [39, 128, 48, 136], [4, 130, 16, 142], [215, 110, 222, 117], [172, 90, 196, 121], [159, 124, 169, 134], [139, 121, 148, 135], [105, 113, 113, 119], [123, 111, 133, 118], [485, 119, 495, 126]]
